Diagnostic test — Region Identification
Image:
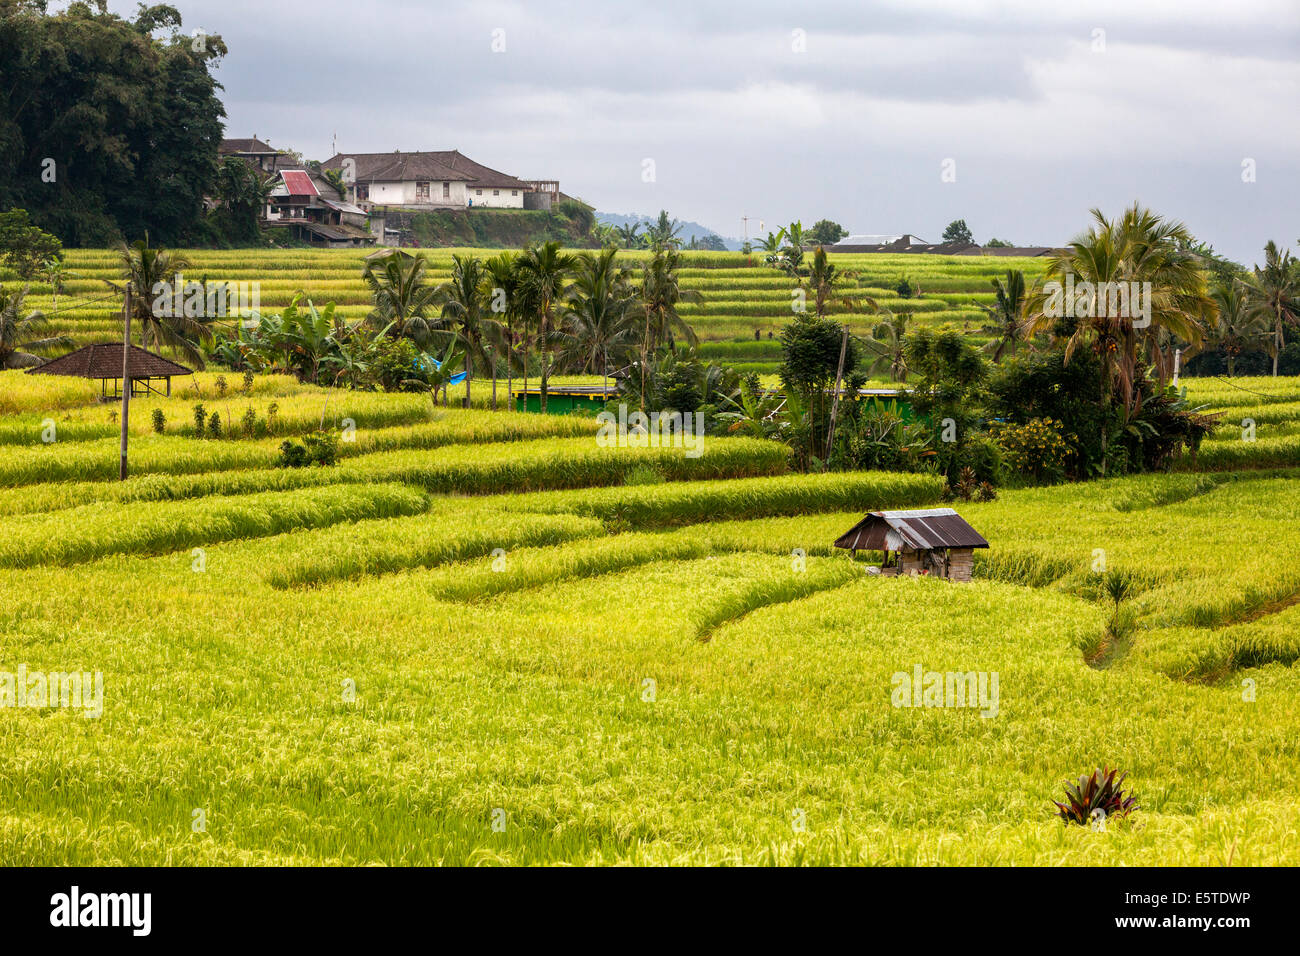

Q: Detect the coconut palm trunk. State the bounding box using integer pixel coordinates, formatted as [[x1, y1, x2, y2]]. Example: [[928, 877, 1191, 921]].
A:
[[1274, 303, 1284, 376], [540, 307, 550, 414]]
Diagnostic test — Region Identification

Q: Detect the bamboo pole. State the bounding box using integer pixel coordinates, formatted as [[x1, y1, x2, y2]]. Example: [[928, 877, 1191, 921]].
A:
[[825, 324, 850, 458], [119, 282, 132, 481]]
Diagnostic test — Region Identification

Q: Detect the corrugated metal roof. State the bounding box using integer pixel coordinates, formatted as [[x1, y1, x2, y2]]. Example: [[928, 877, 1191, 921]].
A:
[[320, 197, 368, 215], [280, 170, 319, 196], [834, 508, 988, 552]]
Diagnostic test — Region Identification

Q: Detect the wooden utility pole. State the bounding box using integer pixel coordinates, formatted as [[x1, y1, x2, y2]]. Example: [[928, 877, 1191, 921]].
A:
[[825, 324, 850, 458], [119, 282, 132, 481]]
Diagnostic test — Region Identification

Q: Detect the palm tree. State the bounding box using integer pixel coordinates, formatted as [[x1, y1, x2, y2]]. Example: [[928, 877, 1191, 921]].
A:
[[115, 238, 210, 367], [616, 221, 644, 249], [1, 284, 69, 369], [863, 310, 911, 382], [1243, 241, 1299, 376], [591, 223, 620, 248], [41, 258, 79, 314], [559, 247, 638, 390], [1119, 206, 1214, 387], [637, 249, 701, 407], [482, 252, 522, 410], [981, 269, 1029, 361], [515, 241, 577, 413], [644, 210, 683, 251], [1209, 281, 1269, 376], [435, 254, 497, 407], [363, 250, 439, 347], [803, 246, 869, 317], [1024, 204, 1209, 418]]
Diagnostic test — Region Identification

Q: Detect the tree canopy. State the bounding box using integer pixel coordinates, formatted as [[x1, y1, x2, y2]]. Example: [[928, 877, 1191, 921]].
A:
[[807, 219, 846, 245], [941, 219, 975, 245], [0, 1, 227, 246]]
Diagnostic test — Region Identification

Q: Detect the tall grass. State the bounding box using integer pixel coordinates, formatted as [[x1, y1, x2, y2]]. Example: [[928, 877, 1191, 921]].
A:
[[0, 483, 428, 567]]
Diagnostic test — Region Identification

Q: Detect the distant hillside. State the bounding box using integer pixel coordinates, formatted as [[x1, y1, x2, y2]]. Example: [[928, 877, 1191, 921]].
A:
[[597, 211, 743, 250]]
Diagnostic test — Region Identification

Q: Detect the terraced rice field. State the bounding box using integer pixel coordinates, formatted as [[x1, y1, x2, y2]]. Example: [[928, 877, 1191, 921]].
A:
[[1, 369, 1298, 864], [4, 248, 1051, 368]]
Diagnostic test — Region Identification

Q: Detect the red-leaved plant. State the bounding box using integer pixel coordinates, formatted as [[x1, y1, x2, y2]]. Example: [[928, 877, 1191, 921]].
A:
[[1054, 766, 1138, 825]]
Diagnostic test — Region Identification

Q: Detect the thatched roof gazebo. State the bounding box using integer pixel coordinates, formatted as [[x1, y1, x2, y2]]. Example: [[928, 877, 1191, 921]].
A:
[[835, 508, 988, 581], [26, 343, 193, 398]]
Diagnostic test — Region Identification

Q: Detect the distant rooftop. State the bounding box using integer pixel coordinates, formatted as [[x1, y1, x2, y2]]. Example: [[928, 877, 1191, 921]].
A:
[[220, 137, 279, 155], [835, 234, 921, 246]]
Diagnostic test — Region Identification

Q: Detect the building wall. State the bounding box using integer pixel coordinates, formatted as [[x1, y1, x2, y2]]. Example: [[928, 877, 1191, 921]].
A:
[[364, 180, 474, 208], [466, 184, 525, 208], [899, 549, 926, 575], [357, 179, 526, 210], [948, 548, 975, 582]]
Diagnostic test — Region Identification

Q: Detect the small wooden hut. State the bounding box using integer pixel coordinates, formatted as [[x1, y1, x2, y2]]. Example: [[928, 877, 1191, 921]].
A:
[[834, 508, 988, 582], [26, 343, 193, 398]]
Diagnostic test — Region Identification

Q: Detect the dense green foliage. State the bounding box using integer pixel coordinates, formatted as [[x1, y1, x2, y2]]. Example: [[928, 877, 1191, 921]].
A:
[[0, 1, 227, 245]]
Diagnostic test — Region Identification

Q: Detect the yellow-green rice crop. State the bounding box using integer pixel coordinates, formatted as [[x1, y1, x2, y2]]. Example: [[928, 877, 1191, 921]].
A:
[[0, 366, 1298, 866]]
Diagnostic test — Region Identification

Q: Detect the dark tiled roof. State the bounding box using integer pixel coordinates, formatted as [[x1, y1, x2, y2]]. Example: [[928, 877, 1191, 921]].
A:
[[830, 240, 981, 255], [322, 150, 528, 190], [26, 344, 193, 379], [220, 137, 277, 154], [286, 221, 374, 242], [955, 246, 1060, 257], [834, 508, 989, 552]]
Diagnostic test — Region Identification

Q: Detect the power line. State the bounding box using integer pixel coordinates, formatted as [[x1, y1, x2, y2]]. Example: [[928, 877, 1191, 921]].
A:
[[30, 291, 123, 317], [1209, 375, 1286, 400]]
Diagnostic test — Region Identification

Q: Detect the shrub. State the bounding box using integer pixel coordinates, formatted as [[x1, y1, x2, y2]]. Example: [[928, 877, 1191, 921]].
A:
[[835, 400, 935, 473], [278, 440, 309, 468], [241, 406, 258, 437], [279, 431, 340, 468], [151, 409, 166, 434], [989, 417, 1073, 483], [193, 403, 206, 436], [370, 338, 428, 392], [1053, 767, 1138, 826], [303, 431, 340, 467], [207, 412, 222, 438]]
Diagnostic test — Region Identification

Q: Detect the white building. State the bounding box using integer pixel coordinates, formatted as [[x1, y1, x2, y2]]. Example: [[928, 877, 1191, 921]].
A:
[[320, 149, 536, 211]]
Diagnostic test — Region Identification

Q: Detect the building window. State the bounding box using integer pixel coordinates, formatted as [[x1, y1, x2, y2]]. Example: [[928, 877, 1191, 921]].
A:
[[357, 183, 369, 201], [493, 189, 499, 196], [476, 189, 482, 196], [511, 190, 518, 196], [442, 182, 450, 198], [416, 181, 430, 200]]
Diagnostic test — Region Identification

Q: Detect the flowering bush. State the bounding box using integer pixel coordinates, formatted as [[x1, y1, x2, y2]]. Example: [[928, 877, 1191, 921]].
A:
[[990, 417, 1073, 483]]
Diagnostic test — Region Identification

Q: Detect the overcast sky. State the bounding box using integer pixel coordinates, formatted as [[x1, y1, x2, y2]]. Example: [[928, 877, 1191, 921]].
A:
[[106, 0, 1300, 262]]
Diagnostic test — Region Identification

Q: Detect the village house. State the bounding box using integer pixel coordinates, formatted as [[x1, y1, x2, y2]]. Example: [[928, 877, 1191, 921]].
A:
[[218, 136, 284, 174], [262, 168, 374, 247], [218, 138, 375, 247], [319, 149, 560, 212]]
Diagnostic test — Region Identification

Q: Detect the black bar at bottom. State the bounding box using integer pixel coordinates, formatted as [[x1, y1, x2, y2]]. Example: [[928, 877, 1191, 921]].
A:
[[0, 866, 1277, 942]]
